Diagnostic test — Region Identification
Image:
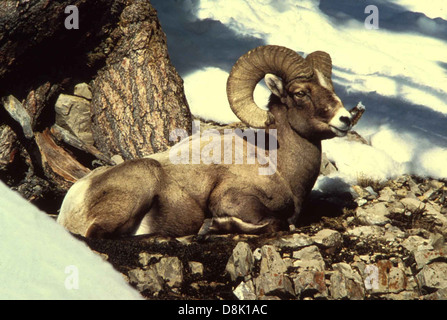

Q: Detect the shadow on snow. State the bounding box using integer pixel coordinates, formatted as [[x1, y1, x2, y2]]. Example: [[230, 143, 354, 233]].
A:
[[151, 0, 265, 77]]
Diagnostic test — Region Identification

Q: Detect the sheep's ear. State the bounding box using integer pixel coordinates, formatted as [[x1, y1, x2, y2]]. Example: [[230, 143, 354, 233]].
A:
[[265, 74, 285, 98]]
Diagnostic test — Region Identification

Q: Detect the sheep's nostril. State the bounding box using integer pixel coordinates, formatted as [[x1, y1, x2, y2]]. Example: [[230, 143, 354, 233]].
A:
[[339, 116, 351, 127]]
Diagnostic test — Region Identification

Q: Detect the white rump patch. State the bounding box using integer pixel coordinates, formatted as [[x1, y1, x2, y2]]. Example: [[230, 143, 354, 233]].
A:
[[57, 177, 92, 235]]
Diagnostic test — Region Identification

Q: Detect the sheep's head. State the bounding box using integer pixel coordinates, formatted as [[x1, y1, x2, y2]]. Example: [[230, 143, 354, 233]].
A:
[[227, 45, 353, 140]]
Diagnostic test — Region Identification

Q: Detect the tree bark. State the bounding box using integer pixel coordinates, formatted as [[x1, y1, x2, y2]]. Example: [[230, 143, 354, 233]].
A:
[[90, 0, 192, 159]]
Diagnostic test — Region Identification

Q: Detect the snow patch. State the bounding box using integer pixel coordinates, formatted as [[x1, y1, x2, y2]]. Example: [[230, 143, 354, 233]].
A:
[[184, 67, 270, 123], [0, 181, 142, 300]]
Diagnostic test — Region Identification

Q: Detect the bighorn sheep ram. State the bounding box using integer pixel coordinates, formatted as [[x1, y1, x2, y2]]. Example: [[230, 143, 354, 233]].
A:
[[57, 45, 364, 238]]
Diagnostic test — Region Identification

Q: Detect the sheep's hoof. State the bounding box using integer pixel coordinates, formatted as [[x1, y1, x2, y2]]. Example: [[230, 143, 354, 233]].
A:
[[198, 218, 213, 236]]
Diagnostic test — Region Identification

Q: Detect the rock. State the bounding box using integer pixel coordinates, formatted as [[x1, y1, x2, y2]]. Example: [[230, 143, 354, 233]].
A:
[[387, 201, 405, 214], [423, 287, 447, 300], [430, 233, 445, 250], [352, 185, 369, 198], [128, 267, 163, 294], [408, 178, 422, 196], [259, 245, 287, 275], [226, 242, 254, 281], [293, 270, 327, 298], [0, 125, 18, 170], [330, 270, 364, 300], [292, 245, 325, 271], [139, 252, 162, 267], [429, 180, 445, 190], [2, 95, 33, 139], [378, 187, 396, 202], [395, 188, 409, 198], [424, 203, 447, 227], [382, 224, 405, 242], [387, 266, 407, 293], [365, 186, 378, 198], [416, 262, 447, 291], [329, 263, 365, 299], [401, 235, 433, 253], [55, 93, 94, 146], [413, 246, 447, 270], [233, 280, 256, 300], [347, 225, 384, 238], [384, 291, 420, 300], [356, 202, 391, 226], [255, 272, 295, 299], [111, 154, 124, 165], [153, 257, 184, 288], [333, 262, 361, 281], [272, 233, 314, 249], [74, 83, 92, 100], [420, 188, 435, 202], [189, 261, 204, 277], [312, 229, 343, 248], [255, 245, 295, 298], [356, 198, 368, 207], [400, 197, 425, 213]]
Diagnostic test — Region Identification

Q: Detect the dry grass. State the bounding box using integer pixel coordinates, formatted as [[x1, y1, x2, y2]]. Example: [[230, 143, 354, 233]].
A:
[[356, 173, 383, 192]]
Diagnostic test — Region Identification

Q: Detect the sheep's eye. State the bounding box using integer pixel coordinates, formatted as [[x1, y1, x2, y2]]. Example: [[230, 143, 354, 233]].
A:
[[294, 91, 306, 98]]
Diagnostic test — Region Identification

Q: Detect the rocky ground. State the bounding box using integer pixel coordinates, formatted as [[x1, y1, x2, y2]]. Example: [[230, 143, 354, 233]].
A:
[[79, 174, 447, 300]]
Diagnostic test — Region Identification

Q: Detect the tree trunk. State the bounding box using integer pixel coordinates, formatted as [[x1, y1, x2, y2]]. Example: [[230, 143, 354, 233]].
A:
[[0, 0, 192, 210], [90, 0, 192, 159]]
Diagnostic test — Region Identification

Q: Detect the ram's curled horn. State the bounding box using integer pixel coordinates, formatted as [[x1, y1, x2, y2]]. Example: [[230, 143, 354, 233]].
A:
[[305, 51, 333, 91], [227, 45, 314, 128]]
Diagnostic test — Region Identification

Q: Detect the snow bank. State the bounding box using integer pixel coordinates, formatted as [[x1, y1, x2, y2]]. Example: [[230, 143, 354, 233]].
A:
[[184, 66, 270, 124], [153, 0, 447, 181], [0, 181, 142, 300], [394, 0, 447, 20]]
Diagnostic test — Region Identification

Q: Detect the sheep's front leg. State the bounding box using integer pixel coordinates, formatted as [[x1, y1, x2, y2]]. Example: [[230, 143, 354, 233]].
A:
[[197, 218, 214, 236], [206, 187, 287, 235], [197, 216, 273, 235]]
